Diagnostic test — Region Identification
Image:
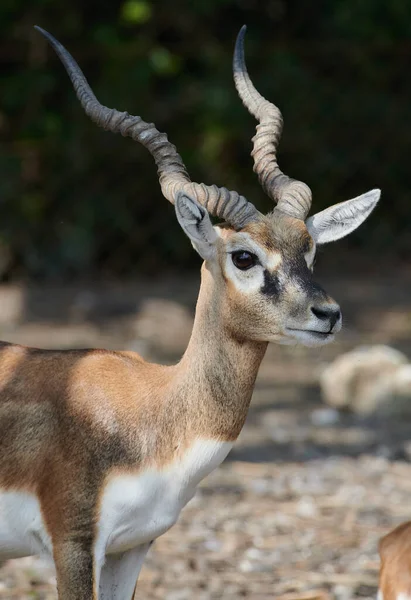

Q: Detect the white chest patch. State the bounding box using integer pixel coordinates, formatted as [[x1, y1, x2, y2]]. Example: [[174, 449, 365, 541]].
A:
[[96, 438, 232, 555]]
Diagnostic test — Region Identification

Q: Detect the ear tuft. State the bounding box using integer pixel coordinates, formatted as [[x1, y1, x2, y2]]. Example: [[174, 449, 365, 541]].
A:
[[306, 188, 380, 245], [175, 193, 218, 259]]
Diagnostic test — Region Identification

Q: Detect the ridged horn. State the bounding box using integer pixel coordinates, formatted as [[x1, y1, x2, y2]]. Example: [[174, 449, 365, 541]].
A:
[[233, 25, 312, 220], [35, 26, 260, 229]]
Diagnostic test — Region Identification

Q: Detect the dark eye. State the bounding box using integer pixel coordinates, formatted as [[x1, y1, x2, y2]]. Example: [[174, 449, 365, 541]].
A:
[[231, 250, 257, 271]]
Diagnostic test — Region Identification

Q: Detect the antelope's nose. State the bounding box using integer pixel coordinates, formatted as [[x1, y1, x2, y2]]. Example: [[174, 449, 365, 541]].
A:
[[311, 304, 341, 330]]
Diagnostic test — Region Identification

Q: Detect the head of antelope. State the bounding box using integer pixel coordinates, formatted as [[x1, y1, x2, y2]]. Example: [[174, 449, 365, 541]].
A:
[[36, 24, 380, 347]]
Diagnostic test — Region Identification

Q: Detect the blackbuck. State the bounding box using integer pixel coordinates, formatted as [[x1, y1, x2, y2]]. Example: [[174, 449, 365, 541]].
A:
[[0, 25, 380, 599], [378, 521, 411, 600]]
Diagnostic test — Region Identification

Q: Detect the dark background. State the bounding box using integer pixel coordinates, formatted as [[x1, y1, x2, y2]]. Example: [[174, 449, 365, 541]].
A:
[[0, 0, 409, 281]]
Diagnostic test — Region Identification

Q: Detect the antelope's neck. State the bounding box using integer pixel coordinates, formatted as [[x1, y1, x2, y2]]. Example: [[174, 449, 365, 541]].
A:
[[176, 265, 267, 441]]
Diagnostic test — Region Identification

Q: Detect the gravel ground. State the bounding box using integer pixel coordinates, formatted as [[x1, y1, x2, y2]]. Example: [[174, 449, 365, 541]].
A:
[[0, 271, 411, 599], [1, 454, 408, 600]]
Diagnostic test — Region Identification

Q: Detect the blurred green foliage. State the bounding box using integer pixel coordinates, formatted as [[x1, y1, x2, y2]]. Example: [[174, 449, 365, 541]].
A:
[[0, 0, 410, 280]]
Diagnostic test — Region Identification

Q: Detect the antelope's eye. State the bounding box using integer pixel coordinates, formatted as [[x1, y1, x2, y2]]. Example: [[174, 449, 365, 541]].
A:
[[231, 251, 257, 271]]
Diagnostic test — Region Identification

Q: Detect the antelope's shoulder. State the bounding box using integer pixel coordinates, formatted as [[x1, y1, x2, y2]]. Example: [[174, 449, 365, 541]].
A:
[[68, 350, 173, 416]]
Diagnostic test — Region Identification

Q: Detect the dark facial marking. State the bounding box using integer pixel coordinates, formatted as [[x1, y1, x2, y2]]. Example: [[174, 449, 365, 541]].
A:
[[289, 257, 328, 300], [261, 270, 281, 298]]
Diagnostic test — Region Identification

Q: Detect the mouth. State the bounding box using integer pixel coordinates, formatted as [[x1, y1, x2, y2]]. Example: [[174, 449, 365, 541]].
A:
[[284, 328, 335, 347]]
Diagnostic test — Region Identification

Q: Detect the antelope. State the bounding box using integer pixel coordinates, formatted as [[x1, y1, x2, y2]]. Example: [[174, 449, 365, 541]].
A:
[[0, 25, 380, 599], [378, 521, 411, 600]]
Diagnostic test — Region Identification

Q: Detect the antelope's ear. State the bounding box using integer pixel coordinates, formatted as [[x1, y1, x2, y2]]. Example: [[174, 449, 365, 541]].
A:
[[175, 193, 218, 260], [306, 189, 380, 245]]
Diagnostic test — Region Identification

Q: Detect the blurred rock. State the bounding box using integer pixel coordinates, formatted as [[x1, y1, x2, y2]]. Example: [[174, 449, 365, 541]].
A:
[[320, 345, 411, 416], [132, 298, 193, 358], [310, 408, 340, 426], [0, 285, 24, 327], [401, 440, 411, 462]]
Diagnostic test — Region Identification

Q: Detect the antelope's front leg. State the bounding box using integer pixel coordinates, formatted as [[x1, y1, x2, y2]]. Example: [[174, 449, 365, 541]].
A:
[[98, 543, 152, 600], [53, 538, 97, 600]]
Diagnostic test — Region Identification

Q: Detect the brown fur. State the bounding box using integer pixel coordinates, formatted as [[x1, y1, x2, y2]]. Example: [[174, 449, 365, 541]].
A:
[[242, 214, 313, 255], [379, 521, 411, 600]]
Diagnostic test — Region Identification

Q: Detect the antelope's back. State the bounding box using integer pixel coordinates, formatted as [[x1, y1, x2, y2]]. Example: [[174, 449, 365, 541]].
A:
[[379, 521, 411, 600]]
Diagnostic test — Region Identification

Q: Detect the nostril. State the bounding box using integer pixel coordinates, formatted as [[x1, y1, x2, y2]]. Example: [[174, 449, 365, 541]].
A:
[[311, 306, 330, 320], [311, 305, 341, 328]]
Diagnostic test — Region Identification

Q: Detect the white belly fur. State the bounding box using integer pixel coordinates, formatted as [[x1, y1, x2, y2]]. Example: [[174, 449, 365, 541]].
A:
[[0, 438, 232, 560], [0, 492, 52, 559]]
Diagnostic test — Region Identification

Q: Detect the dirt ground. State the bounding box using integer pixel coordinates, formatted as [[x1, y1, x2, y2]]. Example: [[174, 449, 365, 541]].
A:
[[1, 268, 411, 599]]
